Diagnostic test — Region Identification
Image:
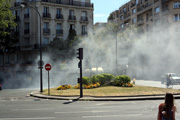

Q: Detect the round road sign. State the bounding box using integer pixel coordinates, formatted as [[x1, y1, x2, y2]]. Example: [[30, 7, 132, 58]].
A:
[[45, 63, 51, 71]]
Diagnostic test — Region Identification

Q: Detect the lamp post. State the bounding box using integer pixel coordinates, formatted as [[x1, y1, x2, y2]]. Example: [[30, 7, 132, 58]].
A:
[[20, 2, 43, 92]]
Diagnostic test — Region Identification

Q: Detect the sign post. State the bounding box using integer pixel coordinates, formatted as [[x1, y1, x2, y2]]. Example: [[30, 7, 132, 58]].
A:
[[45, 63, 51, 96]]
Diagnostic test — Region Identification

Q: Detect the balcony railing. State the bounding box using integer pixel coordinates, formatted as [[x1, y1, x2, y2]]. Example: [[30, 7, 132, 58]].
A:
[[124, 13, 131, 19], [24, 29, 30, 34], [68, 15, 76, 21], [43, 28, 50, 34], [80, 16, 88, 21], [42, 0, 93, 8], [14, 2, 20, 7], [56, 14, 64, 19], [43, 13, 51, 18], [162, 0, 170, 4], [82, 31, 88, 35], [24, 14, 29, 18], [56, 30, 63, 35], [137, 3, 151, 12], [15, 16, 20, 22]]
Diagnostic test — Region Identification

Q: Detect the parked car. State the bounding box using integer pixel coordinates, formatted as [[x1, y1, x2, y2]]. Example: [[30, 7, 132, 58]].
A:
[[0, 84, 2, 90], [161, 73, 180, 85]]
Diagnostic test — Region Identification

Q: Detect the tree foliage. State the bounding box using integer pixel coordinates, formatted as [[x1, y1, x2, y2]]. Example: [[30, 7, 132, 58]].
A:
[[0, 0, 18, 54]]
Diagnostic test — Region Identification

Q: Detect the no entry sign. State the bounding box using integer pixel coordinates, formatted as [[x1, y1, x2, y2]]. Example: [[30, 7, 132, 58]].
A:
[[45, 63, 51, 71]]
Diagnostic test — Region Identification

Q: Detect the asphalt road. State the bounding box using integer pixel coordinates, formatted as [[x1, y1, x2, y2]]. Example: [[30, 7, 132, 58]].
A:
[[136, 80, 180, 89], [1, 88, 180, 120]]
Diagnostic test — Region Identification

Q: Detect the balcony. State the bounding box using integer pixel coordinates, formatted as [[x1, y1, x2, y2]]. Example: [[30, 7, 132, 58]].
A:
[[41, 0, 93, 8], [124, 13, 131, 19], [24, 29, 30, 34], [82, 31, 88, 35], [43, 13, 51, 19], [56, 14, 63, 20], [80, 16, 88, 22], [43, 28, 50, 34], [137, 18, 144, 26], [56, 30, 63, 35], [137, 3, 152, 12], [68, 15, 76, 21], [162, 0, 170, 4], [24, 14, 29, 18], [15, 16, 20, 22], [14, 2, 20, 7]]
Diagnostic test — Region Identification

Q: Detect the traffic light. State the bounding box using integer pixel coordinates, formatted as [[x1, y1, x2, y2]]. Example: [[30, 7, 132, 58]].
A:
[[77, 48, 83, 60], [77, 78, 80, 83]]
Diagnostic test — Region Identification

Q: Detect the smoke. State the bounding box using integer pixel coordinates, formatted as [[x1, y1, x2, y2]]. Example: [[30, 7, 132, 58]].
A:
[[1, 19, 180, 89]]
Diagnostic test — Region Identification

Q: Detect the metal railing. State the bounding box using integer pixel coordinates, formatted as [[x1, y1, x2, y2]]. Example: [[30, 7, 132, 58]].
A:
[[56, 14, 63, 19], [80, 16, 88, 21], [43, 28, 50, 34], [42, 0, 93, 8], [43, 13, 51, 18], [68, 15, 76, 21], [56, 30, 63, 35]]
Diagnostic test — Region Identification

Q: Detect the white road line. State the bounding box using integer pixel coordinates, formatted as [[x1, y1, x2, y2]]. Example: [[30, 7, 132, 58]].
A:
[[0, 117, 55, 120], [11, 108, 61, 111], [55, 110, 114, 114], [82, 114, 142, 118]]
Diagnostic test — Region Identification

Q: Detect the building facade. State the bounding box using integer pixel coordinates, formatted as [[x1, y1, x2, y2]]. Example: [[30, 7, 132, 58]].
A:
[[0, 0, 93, 71], [108, 0, 180, 34]]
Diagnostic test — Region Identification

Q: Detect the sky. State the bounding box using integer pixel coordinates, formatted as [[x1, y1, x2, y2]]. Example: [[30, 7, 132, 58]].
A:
[[91, 0, 130, 24]]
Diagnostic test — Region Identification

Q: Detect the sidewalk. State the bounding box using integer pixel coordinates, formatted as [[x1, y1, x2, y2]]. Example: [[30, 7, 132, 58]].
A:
[[30, 91, 180, 101]]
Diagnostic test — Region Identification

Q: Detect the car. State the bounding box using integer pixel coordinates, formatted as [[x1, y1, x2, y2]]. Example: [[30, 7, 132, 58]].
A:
[[161, 73, 180, 85], [0, 84, 1, 90]]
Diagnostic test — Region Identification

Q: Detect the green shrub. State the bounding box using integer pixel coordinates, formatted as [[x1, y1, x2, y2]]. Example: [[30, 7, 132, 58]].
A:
[[96, 74, 106, 86], [101, 73, 114, 82], [90, 75, 98, 84], [82, 77, 90, 85], [114, 75, 131, 86]]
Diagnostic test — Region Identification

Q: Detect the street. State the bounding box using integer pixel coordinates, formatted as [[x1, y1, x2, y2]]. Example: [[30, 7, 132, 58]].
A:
[[136, 80, 180, 89], [0, 88, 180, 120]]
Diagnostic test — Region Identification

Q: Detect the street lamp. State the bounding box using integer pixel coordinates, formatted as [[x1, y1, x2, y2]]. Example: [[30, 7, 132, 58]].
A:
[[20, 2, 43, 92]]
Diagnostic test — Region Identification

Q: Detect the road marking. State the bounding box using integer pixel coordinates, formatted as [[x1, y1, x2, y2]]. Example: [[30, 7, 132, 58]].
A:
[[55, 110, 114, 114], [11, 108, 61, 111], [82, 114, 142, 118], [0, 117, 55, 120]]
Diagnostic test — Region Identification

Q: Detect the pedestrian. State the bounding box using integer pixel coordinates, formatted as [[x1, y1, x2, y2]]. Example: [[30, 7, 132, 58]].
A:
[[166, 74, 172, 88], [157, 93, 177, 120]]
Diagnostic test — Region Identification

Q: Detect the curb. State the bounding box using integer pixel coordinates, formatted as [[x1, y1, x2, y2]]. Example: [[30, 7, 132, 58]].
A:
[[30, 91, 180, 101]]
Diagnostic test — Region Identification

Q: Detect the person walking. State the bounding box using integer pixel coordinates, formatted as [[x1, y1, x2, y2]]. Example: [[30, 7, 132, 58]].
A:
[[157, 93, 177, 120]]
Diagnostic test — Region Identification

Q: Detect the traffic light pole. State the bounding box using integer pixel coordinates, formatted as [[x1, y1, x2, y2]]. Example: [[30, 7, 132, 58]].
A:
[[77, 48, 83, 98], [80, 60, 83, 98]]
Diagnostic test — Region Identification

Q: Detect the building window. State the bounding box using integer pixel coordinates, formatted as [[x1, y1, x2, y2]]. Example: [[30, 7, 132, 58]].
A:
[[43, 37, 49, 45], [70, 24, 75, 30], [56, 0, 61, 4], [174, 14, 180, 21], [121, 24, 124, 29], [24, 8, 29, 18], [120, 15, 124, 20], [44, 7, 49, 14], [141, 0, 143, 4], [123, 7, 126, 13], [136, 0, 139, 5], [56, 8, 62, 19], [132, 8, 136, 14], [174, 2, 180, 8], [56, 23, 62, 34], [155, 7, 160, 14], [24, 23, 29, 34], [82, 25, 87, 35], [43, 22, 50, 33], [81, 11, 87, 21], [69, 0, 73, 5], [132, 18, 136, 24]]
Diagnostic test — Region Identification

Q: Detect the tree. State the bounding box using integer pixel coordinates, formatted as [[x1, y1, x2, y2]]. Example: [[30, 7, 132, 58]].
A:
[[0, 0, 18, 70]]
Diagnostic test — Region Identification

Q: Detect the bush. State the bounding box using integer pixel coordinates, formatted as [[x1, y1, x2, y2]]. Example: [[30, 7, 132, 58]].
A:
[[96, 74, 106, 86], [90, 75, 98, 84], [101, 73, 114, 82], [114, 75, 131, 86], [82, 77, 90, 85]]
